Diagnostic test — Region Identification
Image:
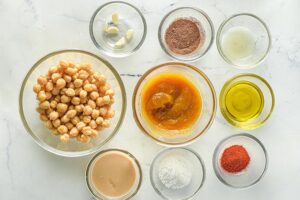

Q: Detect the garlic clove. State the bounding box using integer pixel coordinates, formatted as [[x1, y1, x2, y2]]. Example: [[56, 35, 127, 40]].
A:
[[114, 37, 126, 48], [105, 26, 119, 34], [125, 29, 134, 41], [112, 12, 119, 25]]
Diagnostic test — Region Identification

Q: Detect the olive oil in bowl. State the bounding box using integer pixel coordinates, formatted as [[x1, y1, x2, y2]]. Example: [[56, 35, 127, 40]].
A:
[[224, 81, 264, 122], [219, 74, 274, 130]]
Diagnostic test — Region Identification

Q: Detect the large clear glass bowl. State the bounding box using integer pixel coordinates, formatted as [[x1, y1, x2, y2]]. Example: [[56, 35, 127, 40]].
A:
[[19, 50, 126, 157]]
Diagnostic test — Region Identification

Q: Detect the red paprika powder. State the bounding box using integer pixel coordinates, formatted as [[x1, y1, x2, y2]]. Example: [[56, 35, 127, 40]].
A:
[[220, 145, 250, 173]]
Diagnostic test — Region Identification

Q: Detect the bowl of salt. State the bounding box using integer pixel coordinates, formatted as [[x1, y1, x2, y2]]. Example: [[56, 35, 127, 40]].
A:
[[150, 148, 205, 200]]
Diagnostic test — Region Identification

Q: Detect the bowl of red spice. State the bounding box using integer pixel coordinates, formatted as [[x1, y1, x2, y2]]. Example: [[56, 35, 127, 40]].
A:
[[158, 7, 214, 61], [213, 133, 268, 188]]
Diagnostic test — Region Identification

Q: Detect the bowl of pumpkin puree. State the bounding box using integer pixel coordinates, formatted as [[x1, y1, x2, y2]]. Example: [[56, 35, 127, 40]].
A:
[[133, 62, 217, 146]]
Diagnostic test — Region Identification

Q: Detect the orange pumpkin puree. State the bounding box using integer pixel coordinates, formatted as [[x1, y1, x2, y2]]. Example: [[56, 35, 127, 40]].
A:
[[141, 73, 202, 130]]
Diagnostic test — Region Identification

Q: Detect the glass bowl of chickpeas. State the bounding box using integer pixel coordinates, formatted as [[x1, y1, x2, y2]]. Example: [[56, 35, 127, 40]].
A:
[[19, 49, 126, 157]]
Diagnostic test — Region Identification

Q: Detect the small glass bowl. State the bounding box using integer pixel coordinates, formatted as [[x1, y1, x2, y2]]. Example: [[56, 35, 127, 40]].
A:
[[150, 148, 205, 200], [86, 149, 142, 200], [219, 73, 275, 130], [213, 133, 268, 188], [132, 62, 217, 146], [217, 13, 271, 69], [19, 50, 126, 157], [89, 1, 147, 57], [158, 7, 214, 62]]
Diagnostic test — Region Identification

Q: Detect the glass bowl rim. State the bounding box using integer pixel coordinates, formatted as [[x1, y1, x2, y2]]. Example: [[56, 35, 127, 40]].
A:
[[158, 7, 215, 62], [219, 73, 275, 130], [86, 148, 143, 200], [89, 0, 147, 58], [19, 49, 127, 157], [212, 133, 268, 189], [132, 61, 217, 146], [216, 13, 272, 69], [149, 147, 206, 200]]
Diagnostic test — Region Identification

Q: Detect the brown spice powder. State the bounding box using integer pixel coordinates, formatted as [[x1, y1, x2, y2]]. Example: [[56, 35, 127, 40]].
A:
[[165, 18, 204, 55]]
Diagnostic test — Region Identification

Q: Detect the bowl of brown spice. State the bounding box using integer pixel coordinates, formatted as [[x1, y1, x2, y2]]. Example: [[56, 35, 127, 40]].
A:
[[158, 7, 214, 61]]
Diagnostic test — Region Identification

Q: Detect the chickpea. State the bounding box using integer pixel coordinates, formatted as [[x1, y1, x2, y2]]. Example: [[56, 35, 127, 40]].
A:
[[49, 111, 59, 121], [105, 89, 115, 97], [71, 97, 80, 105], [92, 109, 100, 119], [52, 87, 60, 95], [100, 83, 110, 93], [102, 120, 110, 128], [80, 98, 87, 104], [99, 107, 108, 116], [79, 63, 92, 71], [61, 115, 70, 123], [57, 103, 68, 113], [96, 97, 104, 107], [36, 107, 45, 114], [50, 100, 57, 109], [59, 60, 69, 69], [48, 66, 58, 75], [71, 116, 80, 125], [37, 76, 47, 86], [52, 119, 61, 128], [45, 120, 53, 129], [76, 122, 86, 131], [88, 76, 96, 84], [79, 90, 87, 98], [45, 82, 54, 92], [68, 62, 76, 67], [40, 114, 48, 121], [56, 78, 66, 89], [78, 70, 89, 80], [60, 134, 70, 143], [75, 105, 84, 113], [94, 73, 106, 85], [54, 95, 60, 102], [90, 129, 98, 137], [77, 134, 90, 143], [83, 105, 93, 116], [74, 79, 83, 88], [66, 67, 77, 76], [69, 127, 79, 137], [52, 130, 59, 135], [51, 73, 62, 83], [75, 88, 82, 96], [63, 75, 72, 83], [40, 101, 50, 110], [106, 110, 115, 118], [33, 84, 42, 93], [60, 88, 67, 95], [81, 126, 92, 135], [65, 88, 75, 97], [61, 95, 70, 103], [89, 120, 97, 129], [89, 91, 99, 100], [66, 110, 77, 118], [83, 116, 91, 124], [95, 117, 103, 125], [88, 100, 96, 109], [46, 108, 53, 115], [102, 95, 111, 105], [65, 122, 74, 130], [45, 92, 52, 100], [38, 91, 47, 102], [67, 82, 75, 89]]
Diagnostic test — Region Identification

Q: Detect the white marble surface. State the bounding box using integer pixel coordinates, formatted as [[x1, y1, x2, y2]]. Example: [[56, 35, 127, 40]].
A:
[[1, 0, 300, 199]]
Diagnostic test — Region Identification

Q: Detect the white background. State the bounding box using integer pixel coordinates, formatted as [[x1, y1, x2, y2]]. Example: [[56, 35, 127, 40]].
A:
[[1, 0, 300, 199]]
